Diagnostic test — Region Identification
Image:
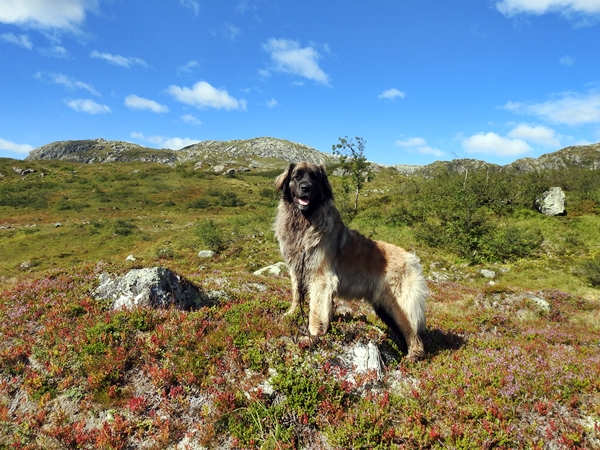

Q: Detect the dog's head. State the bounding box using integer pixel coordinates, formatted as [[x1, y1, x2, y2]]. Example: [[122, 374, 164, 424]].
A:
[[275, 162, 333, 213]]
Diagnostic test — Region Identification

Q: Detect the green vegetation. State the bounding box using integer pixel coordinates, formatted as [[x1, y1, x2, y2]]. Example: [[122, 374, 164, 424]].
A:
[[0, 155, 599, 448], [332, 136, 374, 216]]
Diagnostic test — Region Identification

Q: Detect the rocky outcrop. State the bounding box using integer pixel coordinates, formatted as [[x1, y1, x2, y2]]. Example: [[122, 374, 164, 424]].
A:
[[94, 267, 212, 310], [180, 137, 337, 166], [26, 137, 337, 168], [535, 187, 566, 216], [506, 143, 600, 172]]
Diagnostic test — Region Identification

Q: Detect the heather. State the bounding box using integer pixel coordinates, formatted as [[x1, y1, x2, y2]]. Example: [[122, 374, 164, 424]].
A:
[[1, 157, 599, 448]]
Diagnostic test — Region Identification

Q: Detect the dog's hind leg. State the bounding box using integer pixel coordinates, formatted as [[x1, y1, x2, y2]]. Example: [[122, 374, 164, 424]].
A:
[[374, 294, 425, 360]]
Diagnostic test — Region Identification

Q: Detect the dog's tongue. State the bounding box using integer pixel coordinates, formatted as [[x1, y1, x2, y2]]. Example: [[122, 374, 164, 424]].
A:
[[298, 197, 310, 206]]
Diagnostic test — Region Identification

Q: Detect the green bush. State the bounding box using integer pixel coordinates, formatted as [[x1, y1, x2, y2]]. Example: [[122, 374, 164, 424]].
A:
[[195, 219, 226, 252], [187, 197, 211, 209], [580, 256, 600, 287], [112, 219, 137, 236]]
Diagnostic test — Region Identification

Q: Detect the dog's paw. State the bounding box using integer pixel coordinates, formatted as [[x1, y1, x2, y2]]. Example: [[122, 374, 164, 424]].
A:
[[298, 334, 319, 348]]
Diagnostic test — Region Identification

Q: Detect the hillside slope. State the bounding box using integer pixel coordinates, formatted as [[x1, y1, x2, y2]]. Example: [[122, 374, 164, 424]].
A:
[[26, 136, 337, 168]]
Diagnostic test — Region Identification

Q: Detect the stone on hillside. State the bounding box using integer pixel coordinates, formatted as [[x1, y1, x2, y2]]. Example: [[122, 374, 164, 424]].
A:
[[253, 262, 287, 276], [198, 250, 215, 258], [480, 269, 496, 279], [94, 267, 211, 310], [535, 187, 566, 216], [12, 167, 36, 176], [344, 341, 384, 380], [126, 254, 136, 262], [525, 294, 551, 312]]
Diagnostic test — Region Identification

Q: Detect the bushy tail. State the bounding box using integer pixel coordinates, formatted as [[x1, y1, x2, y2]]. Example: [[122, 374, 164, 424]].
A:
[[399, 253, 428, 334]]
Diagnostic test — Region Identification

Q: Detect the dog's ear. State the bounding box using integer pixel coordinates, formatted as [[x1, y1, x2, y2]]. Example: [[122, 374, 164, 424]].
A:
[[275, 163, 295, 199], [318, 165, 334, 201]]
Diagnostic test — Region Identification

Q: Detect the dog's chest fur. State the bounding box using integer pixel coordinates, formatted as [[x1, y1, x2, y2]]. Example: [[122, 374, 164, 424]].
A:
[[274, 200, 342, 275]]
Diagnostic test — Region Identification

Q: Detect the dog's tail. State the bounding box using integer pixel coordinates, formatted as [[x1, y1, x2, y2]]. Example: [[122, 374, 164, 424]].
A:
[[399, 253, 428, 334]]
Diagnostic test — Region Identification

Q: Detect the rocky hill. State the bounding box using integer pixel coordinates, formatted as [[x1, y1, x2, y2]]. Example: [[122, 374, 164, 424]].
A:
[[26, 137, 337, 169], [25, 137, 600, 174]]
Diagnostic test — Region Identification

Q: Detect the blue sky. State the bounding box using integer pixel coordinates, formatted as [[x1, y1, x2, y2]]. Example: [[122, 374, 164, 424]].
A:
[[1, 0, 600, 165]]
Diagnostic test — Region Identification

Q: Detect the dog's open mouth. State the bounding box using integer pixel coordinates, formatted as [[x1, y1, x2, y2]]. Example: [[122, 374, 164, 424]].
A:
[[294, 195, 310, 209]]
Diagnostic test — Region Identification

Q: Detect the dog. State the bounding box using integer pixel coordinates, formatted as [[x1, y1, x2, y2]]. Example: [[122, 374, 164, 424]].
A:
[[274, 162, 427, 360]]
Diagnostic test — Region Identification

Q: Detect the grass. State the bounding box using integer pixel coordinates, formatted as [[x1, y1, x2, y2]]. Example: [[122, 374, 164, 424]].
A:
[[0, 156, 599, 448]]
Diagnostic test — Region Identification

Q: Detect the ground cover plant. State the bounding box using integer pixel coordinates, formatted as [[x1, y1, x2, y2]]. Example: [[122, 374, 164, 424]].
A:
[[1, 156, 599, 448]]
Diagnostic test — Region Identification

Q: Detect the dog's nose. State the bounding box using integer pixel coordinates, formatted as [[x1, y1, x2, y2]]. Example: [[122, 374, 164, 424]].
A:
[[300, 183, 311, 193]]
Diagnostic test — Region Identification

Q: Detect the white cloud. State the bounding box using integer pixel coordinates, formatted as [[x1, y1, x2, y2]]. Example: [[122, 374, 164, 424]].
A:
[[177, 60, 200, 76], [181, 114, 202, 126], [505, 90, 600, 125], [0, 32, 32, 49], [395, 137, 444, 157], [265, 98, 279, 108], [166, 81, 247, 111], [64, 98, 111, 114], [0, 137, 34, 154], [125, 94, 169, 113], [496, 0, 600, 19], [395, 137, 427, 147], [462, 132, 531, 156], [378, 88, 406, 100], [224, 24, 241, 41], [262, 38, 330, 85], [90, 50, 148, 68], [39, 45, 69, 58], [507, 124, 561, 147], [0, 0, 95, 30], [559, 55, 575, 66], [131, 132, 200, 150], [180, 0, 200, 16], [35, 71, 99, 96]]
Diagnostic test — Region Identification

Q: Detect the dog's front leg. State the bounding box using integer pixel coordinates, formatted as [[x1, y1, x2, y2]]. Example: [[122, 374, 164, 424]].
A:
[[307, 276, 336, 336], [284, 270, 301, 316]]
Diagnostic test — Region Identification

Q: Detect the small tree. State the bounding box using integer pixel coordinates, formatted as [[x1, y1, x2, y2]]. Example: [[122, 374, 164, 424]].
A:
[[332, 136, 374, 215]]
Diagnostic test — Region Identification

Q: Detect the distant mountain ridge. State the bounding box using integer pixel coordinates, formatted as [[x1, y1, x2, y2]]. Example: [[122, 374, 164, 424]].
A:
[[25, 137, 600, 173], [26, 137, 337, 168]]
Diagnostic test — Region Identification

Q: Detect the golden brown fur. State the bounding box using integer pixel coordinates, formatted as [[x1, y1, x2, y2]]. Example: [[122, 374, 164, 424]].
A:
[[274, 162, 427, 359]]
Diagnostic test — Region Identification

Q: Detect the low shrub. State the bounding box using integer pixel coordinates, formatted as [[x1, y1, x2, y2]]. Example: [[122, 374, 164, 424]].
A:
[[196, 219, 226, 252]]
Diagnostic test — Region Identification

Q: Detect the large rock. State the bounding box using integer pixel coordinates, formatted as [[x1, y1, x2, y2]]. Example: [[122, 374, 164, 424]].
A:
[[535, 187, 566, 216], [94, 267, 211, 310], [253, 262, 287, 276]]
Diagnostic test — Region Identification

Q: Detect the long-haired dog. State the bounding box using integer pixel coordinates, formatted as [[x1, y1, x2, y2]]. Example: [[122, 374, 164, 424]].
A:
[[274, 162, 427, 360]]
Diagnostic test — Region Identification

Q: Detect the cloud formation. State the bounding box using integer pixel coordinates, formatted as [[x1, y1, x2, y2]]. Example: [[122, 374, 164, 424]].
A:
[[90, 50, 148, 68], [131, 132, 200, 150], [262, 38, 330, 85], [64, 98, 111, 114], [462, 132, 531, 156], [180, 0, 200, 16], [505, 90, 600, 125], [176, 60, 200, 76], [0, 0, 95, 30], [0, 32, 33, 49], [395, 137, 444, 157], [125, 95, 169, 113], [0, 137, 33, 154], [378, 88, 406, 100], [166, 81, 246, 110], [181, 114, 202, 126], [496, 0, 600, 17], [36, 72, 100, 96], [507, 124, 561, 147]]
